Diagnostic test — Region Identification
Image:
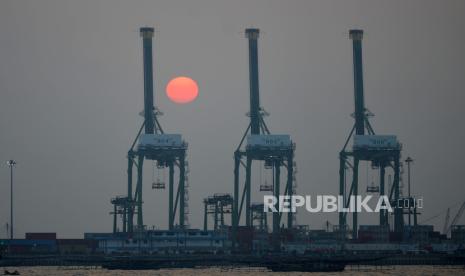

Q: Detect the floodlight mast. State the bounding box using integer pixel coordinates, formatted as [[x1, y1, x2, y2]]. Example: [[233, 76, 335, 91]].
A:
[[7, 160, 16, 240]]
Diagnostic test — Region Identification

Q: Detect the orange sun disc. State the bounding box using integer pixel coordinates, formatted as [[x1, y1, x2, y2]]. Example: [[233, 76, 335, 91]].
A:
[[166, 76, 199, 104]]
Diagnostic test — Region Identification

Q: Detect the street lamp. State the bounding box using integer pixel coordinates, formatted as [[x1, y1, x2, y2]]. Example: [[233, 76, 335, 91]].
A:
[[6, 160, 16, 239], [405, 157, 413, 226]]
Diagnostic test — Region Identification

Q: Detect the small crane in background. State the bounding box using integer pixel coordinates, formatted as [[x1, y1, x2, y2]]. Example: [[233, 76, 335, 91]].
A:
[[443, 201, 465, 237]]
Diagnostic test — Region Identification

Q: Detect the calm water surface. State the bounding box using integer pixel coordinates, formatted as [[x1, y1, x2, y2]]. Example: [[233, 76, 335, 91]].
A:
[[3, 266, 465, 276]]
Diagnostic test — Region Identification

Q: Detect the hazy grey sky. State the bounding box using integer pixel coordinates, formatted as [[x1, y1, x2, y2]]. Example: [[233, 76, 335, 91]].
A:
[[0, 0, 464, 238]]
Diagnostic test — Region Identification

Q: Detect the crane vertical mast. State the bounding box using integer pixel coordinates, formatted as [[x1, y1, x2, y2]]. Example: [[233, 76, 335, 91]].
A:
[[141, 27, 155, 134], [350, 30, 365, 136], [246, 29, 261, 135]]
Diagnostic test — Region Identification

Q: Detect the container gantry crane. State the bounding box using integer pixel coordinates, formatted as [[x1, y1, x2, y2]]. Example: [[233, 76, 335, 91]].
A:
[[203, 194, 233, 231], [232, 28, 296, 250], [338, 30, 405, 239], [111, 27, 189, 233], [251, 203, 268, 232]]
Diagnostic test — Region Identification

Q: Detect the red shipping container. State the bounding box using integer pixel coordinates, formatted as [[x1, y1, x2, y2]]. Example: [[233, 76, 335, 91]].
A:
[[25, 232, 56, 240]]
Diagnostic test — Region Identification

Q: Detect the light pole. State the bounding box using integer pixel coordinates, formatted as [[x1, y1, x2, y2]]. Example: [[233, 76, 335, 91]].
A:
[[405, 157, 413, 226], [7, 160, 16, 240]]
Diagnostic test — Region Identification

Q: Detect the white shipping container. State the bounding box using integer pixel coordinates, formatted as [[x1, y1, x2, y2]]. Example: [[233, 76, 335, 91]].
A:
[[247, 134, 292, 148], [138, 134, 183, 148], [353, 135, 398, 149]]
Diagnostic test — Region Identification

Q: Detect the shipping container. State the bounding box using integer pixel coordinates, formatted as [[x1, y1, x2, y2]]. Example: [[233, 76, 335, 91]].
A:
[[0, 239, 57, 254], [358, 225, 389, 243], [451, 225, 465, 243], [57, 239, 97, 254], [25, 232, 56, 240]]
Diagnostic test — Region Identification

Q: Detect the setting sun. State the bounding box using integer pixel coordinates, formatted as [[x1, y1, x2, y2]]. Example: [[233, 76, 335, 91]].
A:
[[166, 76, 199, 104]]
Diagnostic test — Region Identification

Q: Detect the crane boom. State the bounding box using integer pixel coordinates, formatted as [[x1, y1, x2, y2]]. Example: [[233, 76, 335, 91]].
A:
[[445, 201, 465, 235], [450, 201, 465, 227]]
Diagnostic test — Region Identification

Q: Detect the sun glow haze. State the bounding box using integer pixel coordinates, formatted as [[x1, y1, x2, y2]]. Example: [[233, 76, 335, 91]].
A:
[[166, 76, 199, 104]]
